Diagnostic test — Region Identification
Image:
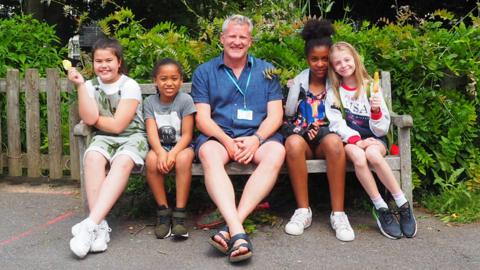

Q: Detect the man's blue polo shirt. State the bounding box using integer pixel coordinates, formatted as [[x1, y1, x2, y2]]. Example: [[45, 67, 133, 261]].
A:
[[191, 53, 283, 151]]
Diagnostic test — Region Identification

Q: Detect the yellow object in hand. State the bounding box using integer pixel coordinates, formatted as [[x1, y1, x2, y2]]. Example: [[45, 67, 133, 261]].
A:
[[62, 60, 72, 71], [373, 71, 380, 93]]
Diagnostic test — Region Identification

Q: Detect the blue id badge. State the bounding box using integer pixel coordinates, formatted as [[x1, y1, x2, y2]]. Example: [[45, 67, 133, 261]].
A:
[[237, 109, 253, 120]]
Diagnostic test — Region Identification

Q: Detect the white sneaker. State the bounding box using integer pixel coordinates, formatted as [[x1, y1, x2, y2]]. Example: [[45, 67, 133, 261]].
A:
[[330, 212, 355, 242], [71, 219, 86, 236], [69, 218, 97, 258], [90, 220, 111, 252], [72, 219, 111, 252], [285, 207, 312, 235]]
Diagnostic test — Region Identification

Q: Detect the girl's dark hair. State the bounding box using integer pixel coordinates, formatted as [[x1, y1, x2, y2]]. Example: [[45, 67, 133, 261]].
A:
[[92, 37, 128, 74], [151, 58, 184, 79], [301, 19, 335, 56]]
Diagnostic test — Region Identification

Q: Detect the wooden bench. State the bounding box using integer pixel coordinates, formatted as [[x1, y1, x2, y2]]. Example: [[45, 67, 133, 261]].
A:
[[74, 71, 413, 212]]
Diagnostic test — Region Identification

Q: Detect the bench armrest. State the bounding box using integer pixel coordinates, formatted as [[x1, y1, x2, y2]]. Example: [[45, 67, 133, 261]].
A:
[[73, 121, 92, 137], [391, 112, 413, 128]]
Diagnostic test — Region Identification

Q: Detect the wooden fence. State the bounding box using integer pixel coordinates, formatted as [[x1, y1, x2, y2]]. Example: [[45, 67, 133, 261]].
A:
[[0, 68, 187, 181], [0, 68, 80, 180]]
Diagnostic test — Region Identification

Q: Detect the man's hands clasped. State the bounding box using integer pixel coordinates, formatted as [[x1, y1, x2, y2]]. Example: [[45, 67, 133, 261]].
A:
[[222, 134, 262, 165]]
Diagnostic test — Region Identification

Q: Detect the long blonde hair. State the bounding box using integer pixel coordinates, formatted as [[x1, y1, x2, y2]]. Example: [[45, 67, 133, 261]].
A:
[[328, 41, 371, 106]]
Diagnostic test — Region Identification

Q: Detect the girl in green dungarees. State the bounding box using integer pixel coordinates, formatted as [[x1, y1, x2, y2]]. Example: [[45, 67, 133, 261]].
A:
[[67, 37, 148, 258]]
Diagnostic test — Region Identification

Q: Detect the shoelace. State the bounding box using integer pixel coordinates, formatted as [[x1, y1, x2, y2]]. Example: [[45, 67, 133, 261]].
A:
[[99, 224, 112, 233], [332, 214, 350, 230], [397, 206, 411, 220], [380, 209, 395, 225], [290, 210, 310, 225], [173, 217, 185, 225]]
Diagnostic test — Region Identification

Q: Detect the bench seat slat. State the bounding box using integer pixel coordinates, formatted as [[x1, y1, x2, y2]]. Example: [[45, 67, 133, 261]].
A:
[[192, 156, 400, 176]]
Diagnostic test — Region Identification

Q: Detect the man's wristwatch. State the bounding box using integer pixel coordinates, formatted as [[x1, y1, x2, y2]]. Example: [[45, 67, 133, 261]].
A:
[[253, 132, 265, 145]]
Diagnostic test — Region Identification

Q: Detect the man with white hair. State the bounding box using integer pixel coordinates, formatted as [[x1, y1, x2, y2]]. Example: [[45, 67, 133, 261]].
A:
[[191, 14, 285, 263]]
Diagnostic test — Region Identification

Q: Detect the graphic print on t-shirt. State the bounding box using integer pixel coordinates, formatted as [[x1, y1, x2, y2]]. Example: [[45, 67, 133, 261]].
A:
[[154, 111, 181, 145], [343, 95, 374, 138]]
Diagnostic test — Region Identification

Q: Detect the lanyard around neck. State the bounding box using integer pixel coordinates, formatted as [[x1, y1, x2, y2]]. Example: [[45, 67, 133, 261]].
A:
[[223, 57, 252, 109]]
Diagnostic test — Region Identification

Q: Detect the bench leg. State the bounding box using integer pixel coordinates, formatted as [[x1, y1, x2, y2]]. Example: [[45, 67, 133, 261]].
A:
[[401, 170, 413, 204], [398, 127, 413, 204], [76, 135, 89, 215]]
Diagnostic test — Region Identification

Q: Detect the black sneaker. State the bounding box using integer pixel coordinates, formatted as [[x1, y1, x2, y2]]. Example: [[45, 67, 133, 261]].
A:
[[155, 207, 172, 239], [172, 209, 189, 239], [397, 202, 417, 238], [372, 207, 402, 239]]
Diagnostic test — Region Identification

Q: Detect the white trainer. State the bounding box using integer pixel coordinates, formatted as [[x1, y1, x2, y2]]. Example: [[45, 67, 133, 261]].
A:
[[90, 220, 111, 252], [285, 207, 312, 235], [71, 219, 86, 236], [72, 219, 111, 252], [330, 212, 355, 242], [69, 218, 97, 258]]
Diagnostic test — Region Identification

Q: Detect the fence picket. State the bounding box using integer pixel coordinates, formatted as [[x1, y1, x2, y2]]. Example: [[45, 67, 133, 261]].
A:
[[68, 81, 80, 180], [25, 69, 41, 177], [46, 69, 63, 179], [6, 69, 22, 176]]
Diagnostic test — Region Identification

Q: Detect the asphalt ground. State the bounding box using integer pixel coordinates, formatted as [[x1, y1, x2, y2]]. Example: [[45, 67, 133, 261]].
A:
[[1, 180, 479, 270]]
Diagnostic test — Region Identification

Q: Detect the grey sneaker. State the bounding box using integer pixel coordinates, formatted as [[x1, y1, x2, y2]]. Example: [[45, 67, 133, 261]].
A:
[[372, 207, 402, 239], [155, 208, 172, 239], [171, 209, 189, 238], [397, 202, 417, 238]]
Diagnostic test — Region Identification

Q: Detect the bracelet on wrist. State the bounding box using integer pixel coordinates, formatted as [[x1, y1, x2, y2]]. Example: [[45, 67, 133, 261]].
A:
[[253, 132, 265, 145]]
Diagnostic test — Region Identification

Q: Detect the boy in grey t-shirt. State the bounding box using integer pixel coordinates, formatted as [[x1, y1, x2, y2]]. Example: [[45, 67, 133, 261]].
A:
[[144, 92, 196, 149], [143, 58, 196, 240]]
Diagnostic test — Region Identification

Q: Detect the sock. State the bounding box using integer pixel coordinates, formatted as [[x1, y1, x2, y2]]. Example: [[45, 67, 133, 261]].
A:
[[392, 192, 408, 208], [174, 207, 186, 212], [84, 217, 99, 228], [331, 211, 345, 216], [371, 195, 388, 210]]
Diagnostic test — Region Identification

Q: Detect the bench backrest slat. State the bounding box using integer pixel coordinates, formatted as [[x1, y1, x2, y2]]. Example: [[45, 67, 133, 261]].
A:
[[138, 71, 391, 103], [381, 71, 392, 109]]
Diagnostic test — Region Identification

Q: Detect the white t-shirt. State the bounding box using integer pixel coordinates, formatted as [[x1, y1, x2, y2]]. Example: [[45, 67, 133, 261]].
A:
[[85, 74, 142, 102]]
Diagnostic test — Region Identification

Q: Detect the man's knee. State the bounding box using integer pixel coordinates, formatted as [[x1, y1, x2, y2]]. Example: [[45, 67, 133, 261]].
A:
[[259, 142, 285, 167], [198, 141, 228, 167], [198, 143, 214, 163]]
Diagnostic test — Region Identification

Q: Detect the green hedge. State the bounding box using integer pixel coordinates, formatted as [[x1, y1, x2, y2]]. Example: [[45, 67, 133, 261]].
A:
[[2, 6, 479, 221], [0, 15, 64, 77], [99, 7, 480, 222]]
